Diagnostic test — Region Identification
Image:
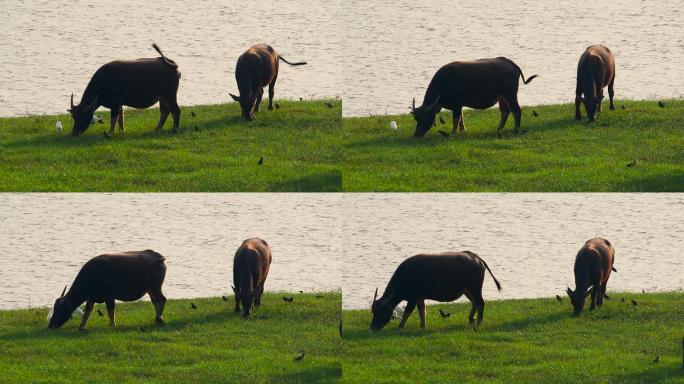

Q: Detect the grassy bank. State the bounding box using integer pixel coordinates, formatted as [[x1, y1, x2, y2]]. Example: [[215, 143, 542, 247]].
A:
[[342, 291, 684, 383], [0, 292, 341, 383], [343, 99, 684, 191], [0, 100, 341, 191]]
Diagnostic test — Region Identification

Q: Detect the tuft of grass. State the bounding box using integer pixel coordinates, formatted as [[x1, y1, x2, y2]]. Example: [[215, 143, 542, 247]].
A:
[[343, 99, 684, 191], [342, 291, 684, 383], [0, 292, 341, 383], [0, 100, 342, 192]]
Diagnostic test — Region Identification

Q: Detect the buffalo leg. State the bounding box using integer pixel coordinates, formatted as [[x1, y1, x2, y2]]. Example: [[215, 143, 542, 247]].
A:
[[497, 101, 511, 138], [417, 300, 426, 328], [268, 76, 278, 111], [117, 107, 125, 132], [148, 289, 166, 324], [596, 283, 607, 308], [589, 286, 598, 310], [109, 107, 121, 134], [608, 78, 615, 111], [167, 96, 181, 133], [399, 301, 416, 328], [474, 294, 486, 325], [451, 108, 463, 135], [509, 98, 522, 134], [234, 294, 241, 313], [254, 284, 264, 308], [575, 96, 582, 121], [464, 290, 476, 324], [255, 89, 263, 112], [105, 298, 116, 327], [156, 99, 170, 132], [79, 301, 95, 330]]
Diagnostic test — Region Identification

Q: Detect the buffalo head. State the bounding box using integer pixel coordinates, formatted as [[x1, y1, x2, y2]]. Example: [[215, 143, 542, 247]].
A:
[[411, 96, 440, 137], [68, 94, 99, 136], [577, 95, 604, 122], [230, 92, 257, 121], [566, 286, 592, 315], [47, 286, 72, 329], [369, 287, 394, 331]]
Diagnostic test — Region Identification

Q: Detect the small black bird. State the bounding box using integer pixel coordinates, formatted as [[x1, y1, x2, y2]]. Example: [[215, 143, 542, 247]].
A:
[[282, 296, 294, 302], [222, 296, 229, 302], [626, 160, 638, 167], [191, 111, 196, 117], [620, 105, 626, 110], [642, 289, 646, 293], [532, 110, 539, 117], [97, 309, 104, 317], [325, 101, 334, 108], [631, 299, 638, 306], [103, 131, 112, 139], [315, 294, 324, 298], [275, 103, 280, 109], [191, 302, 197, 310], [658, 101, 666, 108], [299, 97, 303, 101], [338, 319, 343, 338], [556, 295, 562, 303], [620, 297, 626, 303], [653, 355, 660, 363], [438, 130, 450, 137], [439, 116, 446, 124], [194, 126, 199, 132], [258, 157, 264, 165], [293, 351, 305, 362], [298, 290, 304, 294], [439, 309, 451, 318]]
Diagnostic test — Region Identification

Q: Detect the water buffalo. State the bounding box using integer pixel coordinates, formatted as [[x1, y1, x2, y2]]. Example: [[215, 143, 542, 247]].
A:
[[411, 57, 537, 138], [369, 251, 502, 331], [232, 238, 272, 318], [229, 44, 307, 120], [566, 238, 616, 315], [68, 44, 181, 136], [48, 250, 167, 330], [575, 45, 616, 122]]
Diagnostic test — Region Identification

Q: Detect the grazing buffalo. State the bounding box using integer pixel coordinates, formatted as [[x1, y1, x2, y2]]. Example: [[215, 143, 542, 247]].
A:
[[48, 250, 167, 330], [566, 238, 616, 315], [68, 44, 181, 136], [229, 44, 307, 120], [411, 57, 537, 138], [575, 45, 616, 122], [232, 238, 272, 317], [369, 251, 502, 331]]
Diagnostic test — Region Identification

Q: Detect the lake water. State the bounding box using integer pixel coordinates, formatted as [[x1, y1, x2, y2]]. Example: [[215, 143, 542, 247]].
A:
[[341, 193, 684, 309], [342, 0, 684, 116], [0, 0, 342, 117], [0, 193, 342, 310]]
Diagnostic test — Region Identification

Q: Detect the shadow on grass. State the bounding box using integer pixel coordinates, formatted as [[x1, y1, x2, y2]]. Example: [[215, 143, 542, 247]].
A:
[[612, 170, 684, 192], [268, 171, 342, 192], [269, 363, 342, 384], [613, 365, 684, 383]]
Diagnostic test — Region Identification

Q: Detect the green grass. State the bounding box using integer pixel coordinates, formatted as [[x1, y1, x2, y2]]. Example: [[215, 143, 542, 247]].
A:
[[343, 99, 684, 191], [0, 292, 341, 383], [342, 291, 684, 383], [0, 100, 341, 191]]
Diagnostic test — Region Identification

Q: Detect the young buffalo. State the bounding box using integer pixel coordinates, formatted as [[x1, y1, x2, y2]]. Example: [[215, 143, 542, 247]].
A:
[[370, 251, 502, 331], [48, 250, 167, 330], [566, 238, 616, 315], [229, 44, 306, 120], [69, 44, 181, 136], [411, 57, 537, 138], [575, 45, 616, 122], [232, 238, 272, 318]]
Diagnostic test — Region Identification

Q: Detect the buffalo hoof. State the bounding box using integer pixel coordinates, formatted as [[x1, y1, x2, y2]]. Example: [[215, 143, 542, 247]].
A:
[[155, 318, 165, 325]]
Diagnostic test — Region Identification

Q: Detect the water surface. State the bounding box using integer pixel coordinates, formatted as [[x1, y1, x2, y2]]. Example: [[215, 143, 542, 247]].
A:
[[0, 193, 342, 309], [342, 0, 684, 116], [0, 0, 342, 117], [342, 194, 684, 309]]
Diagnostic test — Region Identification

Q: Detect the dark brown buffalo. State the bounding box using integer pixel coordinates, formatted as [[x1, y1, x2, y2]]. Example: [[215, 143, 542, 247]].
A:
[[411, 57, 537, 138], [229, 44, 306, 120], [68, 44, 181, 136], [232, 238, 272, 317], [566, 238, 616, 315], [575, 45, 616, 122], [48, 250, 167, 330], [370, 251, 502, 330]]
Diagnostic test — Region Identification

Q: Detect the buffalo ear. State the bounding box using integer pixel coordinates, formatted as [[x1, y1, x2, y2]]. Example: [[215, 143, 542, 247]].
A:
[[229, 93, 240, 102]]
